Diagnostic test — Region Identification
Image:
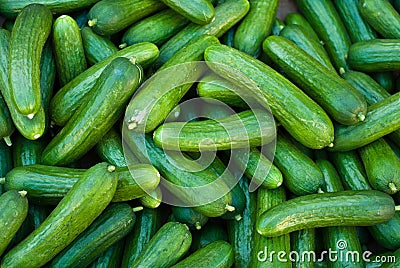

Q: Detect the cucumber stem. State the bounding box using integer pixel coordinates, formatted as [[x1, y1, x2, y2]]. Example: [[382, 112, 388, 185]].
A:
[[128, 122, 137, 130], [339, 67, 346, 75], [18, 190, 27, 197], [328, 143, 334, 148], [27, 113, 35, 119], [119, 43, 127, 49], [225, 204, 235, 212], [357, 113, 366, 122], [107, 165, 116, 172], [33, 134, 41, 140], [88, 19, 96, 27], [0, 177, 5, 184], [395, 205, 400, 211], [234, 214, 242, 221], [132, 206, 144, 212], [3, 136, 12, 146], [389, 182, 398, 193], [317, 188, 324, 193], [129, 56, 137, 65], [195, 222, 202, 230]]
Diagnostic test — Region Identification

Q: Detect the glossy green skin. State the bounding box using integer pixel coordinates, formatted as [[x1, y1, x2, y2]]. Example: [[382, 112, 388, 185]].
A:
[[50, 42, 158, 126], [221, 25, 236, 47], [125, 35, 219, 133], [274, 132, 324, 196], [0, 190, 28, 256], [0, 0, 100, 18], [89, 239, 124, 268], [332, 92, 400, 151], [88, 0, 165, 35], [359, 0, 400, 39], [139, 186, 162, 209], [372, 72, 395, 93], [204, 44, 334, 149], [284, 12, 319, 41], [279, 24, 336, 72], [95, 128, 127, 167], [220, 183, 245, 220], [348, 39, 400, 72], [233, 0, 278, 57], [153, 109, 275, 151], [43, 57, 142, 165], [130, 222, 192, 268], [154, 0, 249, 67], [50, 203, 136, 268], [122, 9, 188, 47], [161, 0, 214, 25], [271, 18, 285, 36], [1, 163, 118, 268], [40, 41, 56, 119], [81, 27, 118, 66], [172, 206, 208, 230], [53, 15, 87, 86], [0, 140, 12, 194], [295, 0, 351, 72], [290, 229, 316, 268], [192, 222, 228, 251], [12, 134, 46, 167], [251, 187, 291, 267], [73, 9, 89, 29], [257, 190, 395, 237], [9, 4, 52, 116], [0, 93, 14, 142]]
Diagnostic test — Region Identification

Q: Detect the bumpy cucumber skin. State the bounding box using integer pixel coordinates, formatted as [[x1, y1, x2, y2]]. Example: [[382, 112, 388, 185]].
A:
[[89, 239, 124, 268], [192, 222, 228, 251], [0, 140, 12, 194], [372, 72, 395, 94], [284, 12, 320, 41], [172, 206, 209, 230], [81, 27, 118, 66], [12, 134, 46, 167], [160, 0, 214, 25], [139, 186, 162, 209], [95, 128, 127, 167], [290, 229, 316, 268], [0, 93, 14, 143], [1, 163, 118, 268]]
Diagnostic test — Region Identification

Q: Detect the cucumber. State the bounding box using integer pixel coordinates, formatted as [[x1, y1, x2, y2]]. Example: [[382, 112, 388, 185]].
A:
[[263, 36, 367, 125], [121, 9, 188, 47], [271, 18, 285, 36], [290, 229, 316, 268], [348, 39, 400, 72], [2, 19, 14, 31], [139, 187, 162, 209], [154, 0, 249, 67], [192, 221, 228, 251], [153, 109, 275, 151], [95, 128, 127, 167], [81, 27, 119, 66], [284, 12, 319, 41], [0, 93, 13, 145], [257, 190, 396, 237], [88, 0, 165, 35], [172, 206, 209, 230], [129, 222, 192, 268], [279, 24, 336, 72], [359, 138, 400, 194], [171, 241, 234, 268], [0, 190, 28, 256], [12, 134, 46, 167], [53, 15, 87, 86], [372, 72, 395, 93], [0, 162, 117, 268], [89, 240, 124, 268], [50, 42, 158, 126], [233, 0, 279, 57], [49, 203, 137, 268], [220, 183, 246, 221], [42, 57, 142, 166], [205, 44, 334, 149], [220, 25, 236, 47], [73, 9, 89, 29], [40, 40, 56, 119], [9, 4, 52, 117], [160, 0, 214, 25], [0, 140, 12, 194], [200, 101, 235, 120], [359, 0, 400, 39]]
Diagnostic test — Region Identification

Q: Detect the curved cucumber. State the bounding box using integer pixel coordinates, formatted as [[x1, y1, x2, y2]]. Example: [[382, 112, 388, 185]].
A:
[[89, 240, 124, 268], [95, 128, 127, 167], [172, 206, 209, 230], [160, 0, 214, 25], [284, 12, 319, 41], [81, 27, 118, 66], [139, 187, 162, 209]]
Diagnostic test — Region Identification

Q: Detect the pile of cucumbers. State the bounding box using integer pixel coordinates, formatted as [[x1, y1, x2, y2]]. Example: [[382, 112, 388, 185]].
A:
[[0, 0, 400, 267]]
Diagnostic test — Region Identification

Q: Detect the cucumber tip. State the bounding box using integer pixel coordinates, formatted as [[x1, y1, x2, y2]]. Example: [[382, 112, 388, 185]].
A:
[[132, 206, 144, 212], [195, 222, 202, 230], [107, 165, 116, 172], [18, 190, 28, 197], [27, 113, 35, 119], [88, 19, 96, 27], [3, 136, 12, 146], [0, 177, 5, 184], [225, 204, 235, 212], [357, 113, 366, 122], [234, 214, 242, 221], [119, 43, 127, 49], [33, 134, 41, 139]]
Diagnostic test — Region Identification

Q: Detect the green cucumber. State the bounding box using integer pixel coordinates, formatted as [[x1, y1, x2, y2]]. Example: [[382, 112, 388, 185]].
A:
[[9, 4, 52, 117], [220, 183, 246, 221], [200, 101, 235, 120], [290, 229, 316, 268], [153, 109, 275, 151], [95, 128, 127, 167], [121, 9, 188, 47], [263, 36, 367, 125], [0, 140, 12, 194], [53, 15, 87, 86], [172, 206, 209, 230], [171, 240, 234, 268], [233, 0, 279, 57], [359, 0, 400, 39], [129, 222, 192, 268], [348, 39, 400, 72], [121, 208, 162, 268], [204, 44, 334, 149], [49, 203, 137, 268], [81, 27, 118, 66], [0, 190, 28, 256], [89, 240, 124, 268], [295, 0, 351, 72], [50, 42, 158, 126], [0, 162, 118, 268], [0, 93, 13, 145], [42, 57, 142, 165], [160, 0, 214, 25], [40, 40, 56, 118], [139, 187, 162, 209], [372, 72, 395, 93], [220, 25, 236, 47], [88, 0, 165, 35], [284, 12, 319, 41], [192, 221, 228, 251], [12, 134, 46, 167], [271, 18, 285, 36], [73, 9, 89, 29], [2, 19, 14, 31], [257, 190, 396, 237], [154, 0, 249, 67], [279, 24, 336, 72]]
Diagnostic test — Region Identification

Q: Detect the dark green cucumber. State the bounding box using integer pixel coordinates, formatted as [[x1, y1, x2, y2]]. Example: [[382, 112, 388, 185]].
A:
[[263, 36, 367, 125], [121, 9, 188, 47], [50, 203, 137, 268], [0, 190, 28, 256], [125, 35, 220, 133], [233, 0, 279, 57], [154, 0, 249, 67], [274, 131, 324, 196], [359, 139, 400, 194], [0, 140, 12, 194], [73, 9, 89, 29], [192, 221, 228, 251], [121, 208, 162, 268], [290, 229, 316, 268], [271, 18, 285, 36], [171, 241, 234, 268], [9, 4, 52, 117], [81, 27, 118, 66], [204, 44, 334, 149], [359, 0, 400, 39], [279, 24, 335, 72], [220, 183, 246, 221], [89, 239, 124, 268], [129, 222, 192, 268], [12, 134, 46, 167], [40, 40, 56, 119], [0, 93, 13, 145], [295, 0, 351, 72], [257, 190, 396, 237], [95, 128, 127, 167], [139, 187, 162, 209], [50, 42, 158, 126], [153, 109, 275, 151], [88, 0, 165, 35], [284, 12, 319, 41], [2, 19, 14, 31], [160, 0, 214, 25], [372, 72, 395, 93], [42, 57, 142, 165], [53, 15, 87, 86], [220, 25, 236, 47], [172, 206, 208, 230], [348, 39, 400, 72], [0, 162, 117, 268]]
